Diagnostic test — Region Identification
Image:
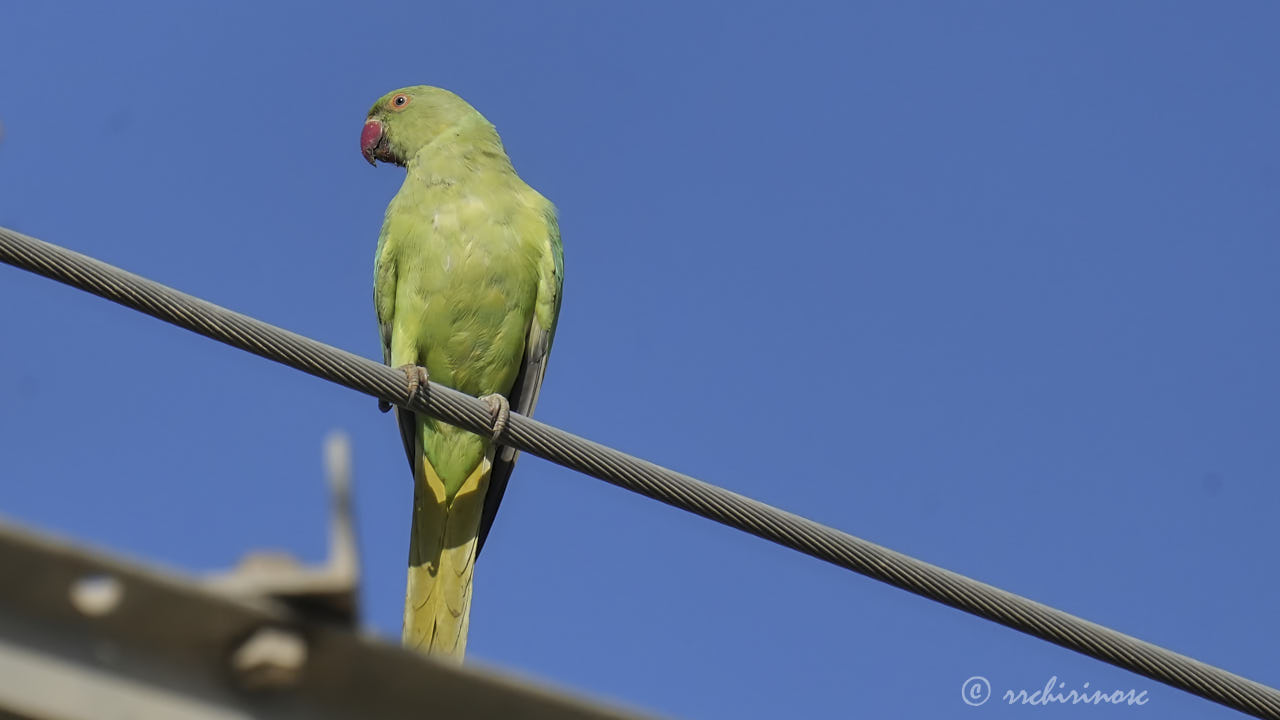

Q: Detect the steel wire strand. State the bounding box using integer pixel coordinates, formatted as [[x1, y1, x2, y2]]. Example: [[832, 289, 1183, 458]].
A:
[[2, 225, 1278, 719]]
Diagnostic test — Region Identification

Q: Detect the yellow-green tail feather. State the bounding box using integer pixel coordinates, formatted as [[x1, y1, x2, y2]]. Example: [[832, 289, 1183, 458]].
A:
[[404, 442, 491, 660]]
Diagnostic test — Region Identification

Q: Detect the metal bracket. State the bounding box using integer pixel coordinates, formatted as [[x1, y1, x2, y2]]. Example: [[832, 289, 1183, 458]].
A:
[[202, 432, 359, 625]]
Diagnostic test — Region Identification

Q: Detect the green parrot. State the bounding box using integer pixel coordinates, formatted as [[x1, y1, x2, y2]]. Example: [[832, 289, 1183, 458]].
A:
[[361, 86, 563, 660]]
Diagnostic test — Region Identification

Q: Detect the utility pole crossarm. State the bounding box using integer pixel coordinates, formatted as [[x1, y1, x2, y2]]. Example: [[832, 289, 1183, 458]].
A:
[[0, 517, 651, 720]]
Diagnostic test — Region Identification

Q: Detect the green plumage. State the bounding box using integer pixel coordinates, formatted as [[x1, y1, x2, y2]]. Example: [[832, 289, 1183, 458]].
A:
[[365, 86, 562, 659]]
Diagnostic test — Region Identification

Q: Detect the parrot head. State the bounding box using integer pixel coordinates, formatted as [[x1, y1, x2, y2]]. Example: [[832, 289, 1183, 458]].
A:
[[361, 85, 482, 167]]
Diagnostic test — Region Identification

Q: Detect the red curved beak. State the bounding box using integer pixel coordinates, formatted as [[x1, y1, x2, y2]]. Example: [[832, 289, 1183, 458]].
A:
[[361, 120, 384, 166]]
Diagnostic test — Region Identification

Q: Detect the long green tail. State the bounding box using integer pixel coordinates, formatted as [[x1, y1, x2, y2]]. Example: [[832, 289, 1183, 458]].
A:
[[403, 436, 491, 660]]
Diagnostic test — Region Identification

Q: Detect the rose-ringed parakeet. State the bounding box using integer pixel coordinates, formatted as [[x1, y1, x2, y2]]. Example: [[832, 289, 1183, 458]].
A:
[[361, 86, 563, 660]]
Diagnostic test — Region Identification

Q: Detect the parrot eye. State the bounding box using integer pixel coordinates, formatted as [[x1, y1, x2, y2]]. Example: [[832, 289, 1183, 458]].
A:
[[389, 93, 410, 110]]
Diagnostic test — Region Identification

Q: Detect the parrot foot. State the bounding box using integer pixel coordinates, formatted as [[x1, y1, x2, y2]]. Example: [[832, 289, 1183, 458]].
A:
[[480, 393, 510, 443], [379, 364, 429, 413]]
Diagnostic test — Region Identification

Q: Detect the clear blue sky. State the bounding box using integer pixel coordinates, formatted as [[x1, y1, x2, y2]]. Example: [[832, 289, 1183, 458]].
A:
[[2, 2, 1278, 718]]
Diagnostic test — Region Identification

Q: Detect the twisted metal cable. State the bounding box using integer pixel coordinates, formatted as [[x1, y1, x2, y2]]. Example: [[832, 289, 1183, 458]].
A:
[[2, 225, 1278, 719]]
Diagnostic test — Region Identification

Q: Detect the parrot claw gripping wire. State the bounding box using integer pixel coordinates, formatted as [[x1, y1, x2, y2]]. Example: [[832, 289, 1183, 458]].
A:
[[480, 393, 510, 443], [379, 364, 430, 413]]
